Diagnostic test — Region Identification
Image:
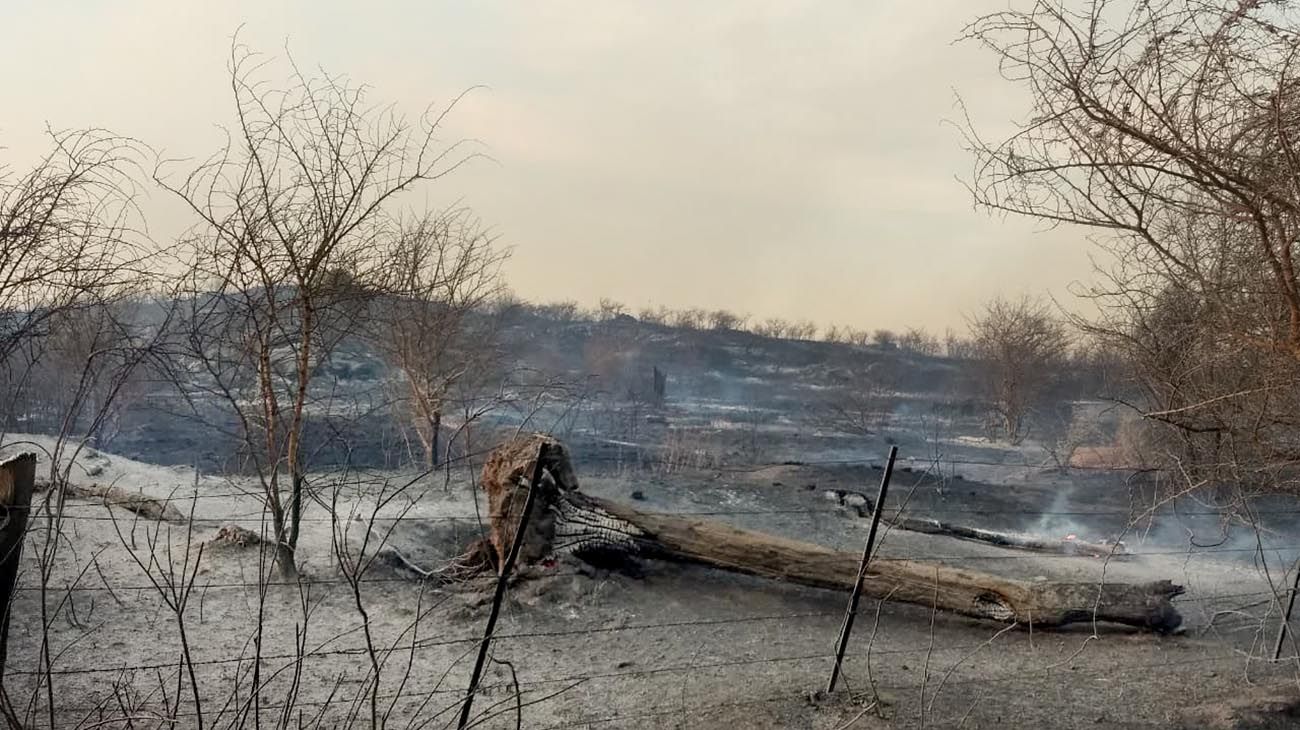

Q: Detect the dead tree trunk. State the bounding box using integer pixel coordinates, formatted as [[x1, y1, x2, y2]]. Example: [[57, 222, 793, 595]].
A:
[[431, 411, 442, 469], [481, 435, 1183, 633], [0, 453, 36, 678]]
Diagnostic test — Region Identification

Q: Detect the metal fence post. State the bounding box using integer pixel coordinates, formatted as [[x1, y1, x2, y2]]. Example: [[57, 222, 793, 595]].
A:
[[457, 442, 549, 729], [827, 445, 898, 693], [1272, 558, 1300, 661]]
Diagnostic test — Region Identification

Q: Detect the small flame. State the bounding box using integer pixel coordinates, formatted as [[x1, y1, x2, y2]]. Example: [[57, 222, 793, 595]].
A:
[[1064, 534, 1077, 541]]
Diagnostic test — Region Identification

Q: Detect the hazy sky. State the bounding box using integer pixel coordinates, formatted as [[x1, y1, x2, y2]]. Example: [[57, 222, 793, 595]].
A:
[[1, 0, 1094, 332]]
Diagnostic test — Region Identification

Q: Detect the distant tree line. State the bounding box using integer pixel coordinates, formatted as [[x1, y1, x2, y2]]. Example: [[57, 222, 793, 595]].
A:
[[510, 298, 977, 357]]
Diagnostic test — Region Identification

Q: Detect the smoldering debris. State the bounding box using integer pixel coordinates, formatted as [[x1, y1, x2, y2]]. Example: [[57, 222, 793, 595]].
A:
[[820, 485, 1128, 559]]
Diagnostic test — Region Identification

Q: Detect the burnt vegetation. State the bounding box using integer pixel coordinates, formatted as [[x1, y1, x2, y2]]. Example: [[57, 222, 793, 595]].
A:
[[11, 2, 1300, 727]]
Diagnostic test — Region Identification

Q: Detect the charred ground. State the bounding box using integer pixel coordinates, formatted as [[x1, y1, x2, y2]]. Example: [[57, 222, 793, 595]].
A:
[[7, 310, 1300, 728]]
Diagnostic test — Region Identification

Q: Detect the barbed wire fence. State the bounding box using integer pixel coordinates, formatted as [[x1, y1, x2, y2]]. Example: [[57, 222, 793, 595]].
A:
[[5, 439, 1300, 729]]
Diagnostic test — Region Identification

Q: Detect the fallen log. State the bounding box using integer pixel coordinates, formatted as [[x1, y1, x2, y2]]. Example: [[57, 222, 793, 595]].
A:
[[824, 490, 1128, 559], [832, 490, 1128, 558], [892, 517, 1127, 559], [482, 435, 1184, 633], [35, 479, 185, 523]]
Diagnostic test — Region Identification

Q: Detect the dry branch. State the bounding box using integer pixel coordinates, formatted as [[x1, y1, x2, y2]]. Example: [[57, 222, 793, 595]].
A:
[[481, 435, 1183, 633]]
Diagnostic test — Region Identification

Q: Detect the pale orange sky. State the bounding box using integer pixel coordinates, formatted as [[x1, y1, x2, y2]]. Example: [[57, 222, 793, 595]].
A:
[[0, 0, 1095, 332]]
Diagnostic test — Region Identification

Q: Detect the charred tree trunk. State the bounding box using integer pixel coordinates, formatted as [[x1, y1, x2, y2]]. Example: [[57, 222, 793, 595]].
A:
[[481, 435, 1183, 633], [431, 411, 441, 469], [882, 515, 1125, 559], [0, 453, 36, 678], [413, 406, 443, 470]]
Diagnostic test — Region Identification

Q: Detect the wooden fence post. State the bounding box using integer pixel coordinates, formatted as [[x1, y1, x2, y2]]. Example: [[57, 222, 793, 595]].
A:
[[0, 453, 36, 678]]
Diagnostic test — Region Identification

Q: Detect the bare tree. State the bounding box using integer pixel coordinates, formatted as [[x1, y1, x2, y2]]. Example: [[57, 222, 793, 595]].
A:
[[850, 329, 873, 347], [579, 321, 655, 446], [535, 300, 582, 322], [372, 208, 508, 468], [789, 319, 818, 340], [669, 307, 707, 330], [0, 132, 176, 726], [968, 295, 1070, 443], [637, 304, 670, 326], [810, 360, 899, 437], [597, 298, 627, 321], [899, 327, 941, 356], [0, 130, 147, 393], [962, 0, 1300, 486], [824, 325, 870, 346], [753, 317, 791, 338], [707, 309, 748, 331], [20, 301, 156, 445], [943, 328, 976, 360], [159, 43, 476, 575]]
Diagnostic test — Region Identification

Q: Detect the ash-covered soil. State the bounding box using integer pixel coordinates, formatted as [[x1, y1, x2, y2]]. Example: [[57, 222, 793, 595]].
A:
[[8, 432, 1300, 730]]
